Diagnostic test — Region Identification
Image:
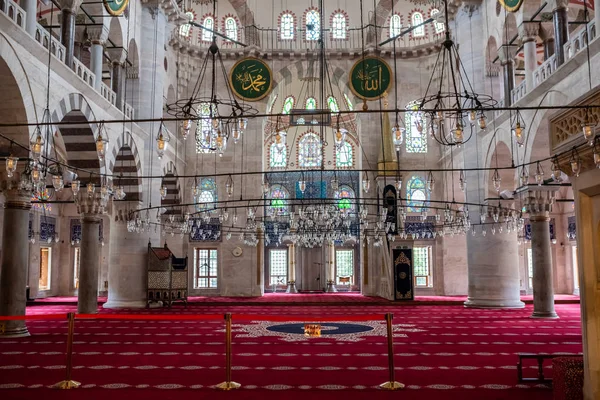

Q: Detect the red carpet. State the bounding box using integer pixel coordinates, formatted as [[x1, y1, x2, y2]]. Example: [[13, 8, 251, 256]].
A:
[[0, 303, 582, 400]]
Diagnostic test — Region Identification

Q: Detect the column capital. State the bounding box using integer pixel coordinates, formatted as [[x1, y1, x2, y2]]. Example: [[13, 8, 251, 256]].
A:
[[113, 202, 142, 222], [539, 22, 555, 42], [76, 192, 109, 217], [107, 47, 127, 65], [1, 179, 33, 210], [498, 44, 518, 65], [57, 0, 83, 12], [518, 22, 540, 43], [549, 0, 569, 11], [516, 185, 560, 217], [86, 26, 109, 44]]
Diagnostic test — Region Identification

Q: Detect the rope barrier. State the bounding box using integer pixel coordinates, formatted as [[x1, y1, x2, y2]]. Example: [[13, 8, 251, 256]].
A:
[[232, 314, 386, 322], [74, 313, 224, 321], [0, 314, 67, 321]]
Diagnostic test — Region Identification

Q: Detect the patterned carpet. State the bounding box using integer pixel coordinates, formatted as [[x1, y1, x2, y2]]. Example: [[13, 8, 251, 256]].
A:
[[0, 303, 583, 400]]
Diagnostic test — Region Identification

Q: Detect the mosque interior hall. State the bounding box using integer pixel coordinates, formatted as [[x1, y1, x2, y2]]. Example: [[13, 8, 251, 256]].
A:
[[0, 0, 600, 398]]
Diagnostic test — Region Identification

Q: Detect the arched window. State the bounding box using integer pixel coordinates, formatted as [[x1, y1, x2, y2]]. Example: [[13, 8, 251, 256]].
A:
[[327, 96, 339, 113], [331, 12, 347, 39], [305, 9, 320, 41], [180, 12, 194, 38], [430, 9, 445, 34], [196, 177, 217, 211], [298, 132, 322, 167], [407, 176, 427, 212], [196, 102, 214, 153], [224, 17, 238, 41], [270, 142, 287, 168], [412, 12, 425, 37], [336, 141, 353, 168], [389, 14, 402, 38], [282, 96, 294, 114], [344, 93, 354, 110], [334, 185, 356, 211], [267, 184, 289, 216], [202, 16, 215, 42], [280, 13, 295, 40], [405, 101, 427, 153], [305, 97, 316, 110]]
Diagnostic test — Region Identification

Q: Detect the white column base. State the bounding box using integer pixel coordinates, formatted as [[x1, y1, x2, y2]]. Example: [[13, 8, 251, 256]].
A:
[[103, 300, 147, 309], [464, 298, 525, 309]]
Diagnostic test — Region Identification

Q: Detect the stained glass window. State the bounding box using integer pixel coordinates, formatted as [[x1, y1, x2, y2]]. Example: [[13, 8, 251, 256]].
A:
[[305, 10, 320, 41], [31, 189, 52, 212], [344, 93, 353, 110], [202, 16, 214, 42], [412, 12, 425, 37], [180, 12, 194, 38], [413, 246, 432, 287], [336, 141, 353, 168], [269, 249, 288, 286], [196, 102, 214, 153], [298, 132, 322, 167], [407, 176, 427, 212], [225, 17, 238, 41], [334, 185, 355, 211], [332, 13, 347, 39], [390, 14, 402, 38], [282, 96, 294, 114], [196, 177, 217, 211], [270, 142, 287, 168], [430, 9, 445, 34], [268, 184, 289, 216], [194, 248, 218, 288], [405, 101, 427, 153], [305, 97, 316, 110], [527, 247, 533, 289], [327, 96, 339, 113], [335, 250, 354, 284], [280, 13, 294, 40]]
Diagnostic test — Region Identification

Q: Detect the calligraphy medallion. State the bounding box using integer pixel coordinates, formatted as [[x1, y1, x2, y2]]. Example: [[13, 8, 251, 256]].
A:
[[349, 56, 392, 100], [103, 0, 129, 16], [498, 0, 523, 12], [229, 57, 273, 102]]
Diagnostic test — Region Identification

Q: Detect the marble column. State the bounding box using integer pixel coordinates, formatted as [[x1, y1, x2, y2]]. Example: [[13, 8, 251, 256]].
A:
[[60, 9, 76, 68], [540, 22, 555, 60], [326, 242, 337, 293], [22, 0, 37, 37], [519, 22, 539, 92], [78, 213, 101, 314], [498, 45, 517, 106], [286, 243, 297, 293], [0, 184, 32, 337], [90, 41, 104, 91], [553, 0, 570, 66], [518, 185, 560, 318], [112, 61, 123, 110], [103, 207, 147, 309]]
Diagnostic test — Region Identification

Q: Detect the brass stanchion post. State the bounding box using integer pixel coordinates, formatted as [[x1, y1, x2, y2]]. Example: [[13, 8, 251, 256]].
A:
[[216, 313, 240, 390], [53, 312, 81, 389], [379, 313, 404, 390]]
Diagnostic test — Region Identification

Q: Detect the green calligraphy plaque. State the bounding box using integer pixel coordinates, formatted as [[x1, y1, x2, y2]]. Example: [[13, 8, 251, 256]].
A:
[[229, 58, 273, 102], [498, 0, 524, 12], [103, 0, 129, 16], [349, 56, 392, 101]]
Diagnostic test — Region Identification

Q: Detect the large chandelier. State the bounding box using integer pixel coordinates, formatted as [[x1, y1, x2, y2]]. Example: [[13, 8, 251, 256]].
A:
[[416, 0, 496, 147], [165, 38, 257, 154]]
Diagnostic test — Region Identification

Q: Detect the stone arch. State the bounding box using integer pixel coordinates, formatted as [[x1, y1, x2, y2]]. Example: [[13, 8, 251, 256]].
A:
[[502, 12, 518, 45], [226, 0, 259, 46], [0, 32, 39, 158], [485, 36, 500, 77], [50, 93, 105, 182], [106, 131, 143, 202], [486, 139, 515, 198], [161, 161, 181, 214], [126, 38, 139, 78], [108, 16, 125, 49]]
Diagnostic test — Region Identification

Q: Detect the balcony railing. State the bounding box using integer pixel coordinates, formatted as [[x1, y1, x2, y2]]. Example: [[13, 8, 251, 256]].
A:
[[564, 20, 596, 62], [0, 0, 25, 29], [511, 80, 527, 104], [100, 82, 117, 106], [173, 25, 444, 53], [34, 23, 66, 63], [72, 57, 95, 88], [533, 54, 557, 87]]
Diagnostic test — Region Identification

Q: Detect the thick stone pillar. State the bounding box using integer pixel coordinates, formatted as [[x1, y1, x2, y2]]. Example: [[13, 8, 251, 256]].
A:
[[0, 185, 32, 337], [111, 61, 123, 109], [58, 0, 82, 68], [22, 0, 37, 37], [553, 0, 570, 66], [286, 243, 297, 293], [90, 41, 104, 91], [78, 213, 101, 314], [498, 45, 517, 106], [519, 22, 539, 92], [326, 242, 337, 293], [103, 207, 147, 309], [540, 22, 555, 60], [518, 185, 560, 318]]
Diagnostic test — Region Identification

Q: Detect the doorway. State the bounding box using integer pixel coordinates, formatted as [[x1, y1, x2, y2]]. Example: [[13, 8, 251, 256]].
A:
[[39, 247, 52, 291], [300, 247, 324, 291]]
